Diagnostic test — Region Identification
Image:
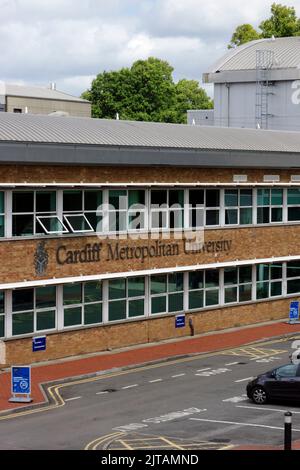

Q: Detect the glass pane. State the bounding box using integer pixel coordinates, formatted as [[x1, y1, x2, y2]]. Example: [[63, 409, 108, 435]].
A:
[[128, 211, 145, 230], [189, 189, 204, 207], [84, 191, 102, 210], [206, 210, 219, 225], [276, 364, 298, 378], [109, 190, 127, 210], [189, 271, 203, 290], [36, 191, 56, 212], [189, 290, 203, 309], [151, 275, 167, 294], [36, 286, 56, 309], [287, 279, 300, 294], [288, 207, 300, 221], [205, 289, 219, 306], [109, 210, 127, 231], [271, 189, 283, 205], [109, 300, 126, 321], [65, 215, 92, 232], [0, 315, 4, 338], [151, 190, 167, 205], [151, 295, 167, 314], [225, 286, 237, 303], [84, 303, 102, 325], [168, 273, 183, 292], [257, 264, 269, 282], [12, 288, 34, 312], [239, 266, 252, 283], [168, 292, 183, 312], [0, 215, 4, 237], [109, 279, 126, 300], [271, 281, 282, 297], [85, 213, 103, 232], [256, 281, 269, 299], [36, 310, 56, 330], [190, 208, 204, 228], [288, 188, 300, 205], [0, 291, 4, 313], [239, 283, 252, 302], [12, 312, 33, 335], [170, 209, 183, 229], [271, 207, 282, 222], [240, 189, 252, 206], [205, 270, 219, 288], [37, 216, 66, 233], [206, 189, 219, 207], [63, 284, 82, 305], [257, 189, 270, 206], [270, 263, 282, 280], [0, 192, 4, 213], [84, 281, 102, 303], [225, 189, 238, 207], [128, 190, 145, 207], [13, 214, 34, 236], [128, 299, 144, 318], [225, 209, 238, 225], [169, 190, 184, 207], [64, 307, 82, 327], [13, 192, 34, 213], [257, 207, 269, 224], [224, 267, 237, 285], [240, 208, 252, 225], [287, 261, 300, 278], [63, 190, 82, 212], [128, 277, 145, 297]]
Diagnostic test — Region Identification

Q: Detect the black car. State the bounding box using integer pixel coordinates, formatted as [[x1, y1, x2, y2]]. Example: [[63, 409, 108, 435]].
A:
[[246, 363, 300, 405]]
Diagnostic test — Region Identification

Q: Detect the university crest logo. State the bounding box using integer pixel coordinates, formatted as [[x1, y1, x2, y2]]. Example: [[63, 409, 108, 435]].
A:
[[34, 241, 49, 275]]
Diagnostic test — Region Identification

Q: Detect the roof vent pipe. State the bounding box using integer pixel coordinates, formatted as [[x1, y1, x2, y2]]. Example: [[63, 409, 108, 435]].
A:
[[49, 82, 56, 90]]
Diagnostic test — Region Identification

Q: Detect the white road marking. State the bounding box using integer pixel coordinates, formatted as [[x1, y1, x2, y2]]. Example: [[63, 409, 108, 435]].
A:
[[171, 373, 186, 378], [196, 368, 231, 377], [190, 417, 300, 432], [149, 379, 163, 383], [96, 391, 109, 395], [196, 368, 211, 372], [122, 384, 138, 389], [235, 377, 254, 383], [223, 395, 248, 403], [236, 405, 300, 414], [65, 396, 82, 402], [225, 362, 239, 366]]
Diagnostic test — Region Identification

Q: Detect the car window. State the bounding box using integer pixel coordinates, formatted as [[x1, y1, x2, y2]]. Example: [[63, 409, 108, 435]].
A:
[[276, 364, 298, 378]]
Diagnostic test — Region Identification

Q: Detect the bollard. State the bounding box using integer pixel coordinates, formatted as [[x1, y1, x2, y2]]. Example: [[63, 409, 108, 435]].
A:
[[284, 411, 292, 450]]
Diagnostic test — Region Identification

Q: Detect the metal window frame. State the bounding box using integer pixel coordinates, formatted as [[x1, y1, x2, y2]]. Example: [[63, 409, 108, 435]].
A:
[[63, 213, 94, 233], [36, 215, 69, 234]]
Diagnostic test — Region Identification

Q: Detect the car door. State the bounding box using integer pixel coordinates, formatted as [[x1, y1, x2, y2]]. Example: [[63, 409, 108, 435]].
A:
[[269, 364, 299, 400]]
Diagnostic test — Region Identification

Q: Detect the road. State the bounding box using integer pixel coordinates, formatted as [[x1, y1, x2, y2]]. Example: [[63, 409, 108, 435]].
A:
[[0, 335, 300, 450]]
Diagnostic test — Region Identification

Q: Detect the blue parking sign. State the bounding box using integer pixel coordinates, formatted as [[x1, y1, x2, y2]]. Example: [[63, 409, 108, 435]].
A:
[[9, 366, 32, 403], [289, 301, 299, 323], [175, 314, 185, 328]]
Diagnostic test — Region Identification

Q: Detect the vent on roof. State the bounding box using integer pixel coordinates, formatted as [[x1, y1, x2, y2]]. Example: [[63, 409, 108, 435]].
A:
[[233, 175, 247, 183], [263, 175, 280, 183]]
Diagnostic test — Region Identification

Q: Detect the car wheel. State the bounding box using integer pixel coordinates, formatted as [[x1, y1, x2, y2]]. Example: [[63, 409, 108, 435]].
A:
[[251, 386, 267, 405]]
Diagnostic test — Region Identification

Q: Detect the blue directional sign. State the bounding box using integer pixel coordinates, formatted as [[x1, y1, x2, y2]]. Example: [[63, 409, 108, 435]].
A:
[[175, 314, 185, 328], [289, 301, 299, 323], [32, 335, 46, 352], [11, 366, 31, 395]]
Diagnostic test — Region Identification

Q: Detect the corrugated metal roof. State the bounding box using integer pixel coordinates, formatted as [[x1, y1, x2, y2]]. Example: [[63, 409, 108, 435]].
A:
[[207, 37, 300, 72], [0, 82, 89, 103], [0, 113, 300, 154]]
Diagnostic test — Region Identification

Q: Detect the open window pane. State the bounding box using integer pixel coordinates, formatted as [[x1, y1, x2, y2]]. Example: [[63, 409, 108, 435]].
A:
[[64, 214, 93, 233], [37, 216, 68, 234]]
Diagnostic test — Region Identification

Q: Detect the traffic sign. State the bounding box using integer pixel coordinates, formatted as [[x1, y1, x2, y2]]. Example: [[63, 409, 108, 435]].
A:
[[32, 335, 46, 352], [9, 366, 32, 403], [289, 301, 300, 324], [175, 314, 185, 328]]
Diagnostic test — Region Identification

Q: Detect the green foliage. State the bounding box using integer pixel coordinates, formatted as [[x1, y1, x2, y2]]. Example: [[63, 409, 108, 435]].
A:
[[228, 3, 300, 48], [82, 57, 213, 123]]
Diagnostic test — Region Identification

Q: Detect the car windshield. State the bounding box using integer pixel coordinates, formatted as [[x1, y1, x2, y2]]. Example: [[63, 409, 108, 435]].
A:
[[275, 364, 298, 378]]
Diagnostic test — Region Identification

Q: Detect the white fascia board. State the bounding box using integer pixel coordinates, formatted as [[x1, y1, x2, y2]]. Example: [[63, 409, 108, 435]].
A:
[[1, 254, 300, 290], [1, 182, 300, 188]]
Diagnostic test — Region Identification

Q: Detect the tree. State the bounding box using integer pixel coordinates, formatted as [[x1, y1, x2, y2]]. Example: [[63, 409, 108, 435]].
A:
[[228, 3, 300, 49], [228, 24, 261, 49], [82, 57, 212, 123]]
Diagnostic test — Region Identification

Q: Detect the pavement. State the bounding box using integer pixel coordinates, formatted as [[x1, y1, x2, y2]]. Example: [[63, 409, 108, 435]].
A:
[[1, 318, 300, 450]]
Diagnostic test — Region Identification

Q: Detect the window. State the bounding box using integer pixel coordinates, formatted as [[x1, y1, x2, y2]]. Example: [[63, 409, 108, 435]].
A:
[[225, 189, 252, 225], [150, 190, 183, 230], [189, 190, 204, 228], [13, 108, 22, 113], [256, 263, 282, 299], [12, 191, 57, 236], [63, 281, 102, 327], [287, 261, 300, 294], [276, 364, 298, 378], [63, 190, 103, 232], [0, 192, 4, 237], [205, 190, 220, 226], [224, 266, 252, 303], [188, 269, 219, 309], [287, 189, 300, 222], [0, 291, 4, 338], [151, 273, 183, 314], [257, 189, 283, 224], [188, 189, 220, 227], [108, 189, 146, 232], [12, 286, 56, 336], [108, 277, 145, 321]]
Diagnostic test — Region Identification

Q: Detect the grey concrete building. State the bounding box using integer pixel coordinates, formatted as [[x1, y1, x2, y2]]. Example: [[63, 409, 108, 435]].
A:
[[188, 37, 300, 131], [0, 82, 91, 117]]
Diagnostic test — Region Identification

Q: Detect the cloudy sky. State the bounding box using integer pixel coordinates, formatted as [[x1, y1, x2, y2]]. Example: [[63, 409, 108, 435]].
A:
[[1, 0, 299, 97]]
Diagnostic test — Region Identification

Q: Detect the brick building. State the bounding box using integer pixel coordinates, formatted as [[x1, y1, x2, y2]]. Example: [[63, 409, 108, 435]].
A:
[[0, 112, 300, 365]]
